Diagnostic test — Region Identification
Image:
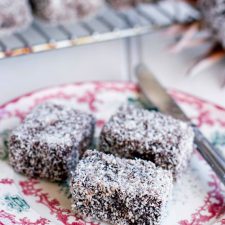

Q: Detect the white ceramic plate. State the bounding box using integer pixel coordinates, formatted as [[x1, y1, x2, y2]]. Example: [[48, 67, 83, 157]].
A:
[[0, 82, 225, 225]]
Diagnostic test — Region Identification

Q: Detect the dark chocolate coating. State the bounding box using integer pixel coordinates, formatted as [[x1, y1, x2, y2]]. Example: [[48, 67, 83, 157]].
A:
[[30, 0, 104, 24], [70, 150, 173, 225], [198, 0, 225, 48], [0, 0, 32, 37], [9, 101, 95, 181], [99, 104, 194, 179]]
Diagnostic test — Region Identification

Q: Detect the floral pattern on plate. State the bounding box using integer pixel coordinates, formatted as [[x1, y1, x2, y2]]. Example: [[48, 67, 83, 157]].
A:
[[0, 82, 225, 225]]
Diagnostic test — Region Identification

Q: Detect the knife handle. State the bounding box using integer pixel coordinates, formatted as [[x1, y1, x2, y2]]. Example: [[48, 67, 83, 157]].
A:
[[192, 125, 225, 185]]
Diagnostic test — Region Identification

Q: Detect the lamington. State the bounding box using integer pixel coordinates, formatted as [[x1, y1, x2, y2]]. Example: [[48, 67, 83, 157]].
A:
[[0, 0, 32, 37], [198, 0, 225, 48], [99, 104, 194, 178], [9, 101, 95, 181], [70, 150, 173, 225], [30, 0, 104, 24]]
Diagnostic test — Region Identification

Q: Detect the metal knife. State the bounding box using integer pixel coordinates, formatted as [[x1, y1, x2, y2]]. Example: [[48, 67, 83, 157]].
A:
[[136, 64, 225, 185]]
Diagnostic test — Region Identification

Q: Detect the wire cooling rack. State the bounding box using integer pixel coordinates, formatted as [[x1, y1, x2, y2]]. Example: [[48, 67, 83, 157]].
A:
[[0, 1, 199, 59]]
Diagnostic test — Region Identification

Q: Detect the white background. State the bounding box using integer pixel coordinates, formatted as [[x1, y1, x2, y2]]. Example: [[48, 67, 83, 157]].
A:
[[0, 32, 225, 107]]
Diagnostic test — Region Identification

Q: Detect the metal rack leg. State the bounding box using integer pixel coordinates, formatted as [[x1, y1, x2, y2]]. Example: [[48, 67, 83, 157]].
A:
[[136, 35, 143, 66], [124, 35, 145, 81], [124, 37, 133, 81]]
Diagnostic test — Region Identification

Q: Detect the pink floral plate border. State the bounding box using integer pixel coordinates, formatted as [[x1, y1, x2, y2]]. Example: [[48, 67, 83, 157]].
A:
[[0, 81, 225, 225]]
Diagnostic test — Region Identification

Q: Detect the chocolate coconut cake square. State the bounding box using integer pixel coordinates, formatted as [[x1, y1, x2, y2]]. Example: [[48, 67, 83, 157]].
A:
[[9, 101, 95, 181], [99, 104, 194, 178], [30, 0, 104, 24], [70, 150, 173, 225], [0, 0, 32, 37]]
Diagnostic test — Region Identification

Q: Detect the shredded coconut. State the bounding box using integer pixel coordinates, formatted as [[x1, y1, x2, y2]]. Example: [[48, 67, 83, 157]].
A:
[[99, 104, 194, 178], [30, 0, 104, 24], [71, 150, 173, 225], [0, 0, 32, 37], [9, 101, 95, 181]]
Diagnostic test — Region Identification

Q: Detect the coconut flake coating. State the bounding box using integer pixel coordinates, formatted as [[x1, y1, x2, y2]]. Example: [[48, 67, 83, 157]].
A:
[[71, 150, 173, 225], [198, 0, 225, 48], [99, 104, 194, 178], [30, 0, 104, 24], [9, 101, 95, 181], [0, 0, 32, 37]]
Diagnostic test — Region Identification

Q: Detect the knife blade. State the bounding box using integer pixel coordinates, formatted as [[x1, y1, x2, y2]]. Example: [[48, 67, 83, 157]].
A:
[[136, 64, 225, 185]]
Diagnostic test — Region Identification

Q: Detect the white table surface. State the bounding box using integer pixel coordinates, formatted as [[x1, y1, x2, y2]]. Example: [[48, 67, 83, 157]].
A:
[[0, 32, 225, 107]]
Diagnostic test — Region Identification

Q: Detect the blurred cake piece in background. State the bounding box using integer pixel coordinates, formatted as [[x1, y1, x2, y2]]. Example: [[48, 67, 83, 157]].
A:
[[30, 0, 104, 24], [0, 0, 32, 37], [198, 0, 225, 48]]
